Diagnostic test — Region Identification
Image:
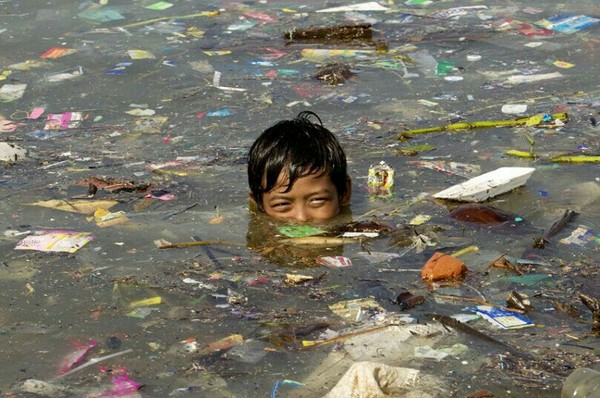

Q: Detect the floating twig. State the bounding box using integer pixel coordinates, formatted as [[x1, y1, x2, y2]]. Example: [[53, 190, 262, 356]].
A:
[[378, 268, 421, 272], [579, 293, 600, 333], [428, 314, 533, 359], [301, 324, 392, 349], [159, 240, 244, 249], [504, 149, 537, 159], [53, 349, 133, 380], [162, 203, 198, 220], [399, 112, 568, 138], [452, 245, 479, 257], [284, 23, 372, 42], [119, 11, 219, 28], [433, 294, 524, 314], [549, 155, 600, 163], [485, 253, 523, 275], [545, 209, 579, 239], [279, 236, 359, 245], [532, 209, 579, 249]]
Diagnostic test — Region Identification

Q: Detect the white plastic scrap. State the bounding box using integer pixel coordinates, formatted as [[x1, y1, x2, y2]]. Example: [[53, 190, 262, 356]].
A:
[[0, 142, 28, 162]]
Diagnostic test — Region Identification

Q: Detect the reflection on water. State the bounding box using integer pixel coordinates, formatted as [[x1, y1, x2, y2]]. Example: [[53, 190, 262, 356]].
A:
[[0, 0, 599, 396]]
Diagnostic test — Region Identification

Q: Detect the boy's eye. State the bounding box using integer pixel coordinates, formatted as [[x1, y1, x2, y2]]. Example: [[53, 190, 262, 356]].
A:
[[310, 197, 329, 206], [271, 202, 291, 210]]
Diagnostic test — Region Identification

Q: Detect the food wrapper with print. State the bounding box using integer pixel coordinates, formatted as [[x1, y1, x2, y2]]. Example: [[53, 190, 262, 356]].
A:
[[367, 161, 394, 196], [44, 112, 84, 130], [15, 230, 93, 253], [471, 305, 534, 329]]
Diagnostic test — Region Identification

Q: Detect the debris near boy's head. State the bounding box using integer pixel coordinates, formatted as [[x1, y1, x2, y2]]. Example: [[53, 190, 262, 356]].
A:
[[283, 23, 373, 43], [247, 111, 351, 223], [76, 176, 154, 194], [579, 293, 600, 334], [314, 63, 354, 85]]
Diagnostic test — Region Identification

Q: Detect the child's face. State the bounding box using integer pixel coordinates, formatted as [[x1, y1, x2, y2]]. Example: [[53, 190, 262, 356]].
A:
[[255, 171, 350, 223]]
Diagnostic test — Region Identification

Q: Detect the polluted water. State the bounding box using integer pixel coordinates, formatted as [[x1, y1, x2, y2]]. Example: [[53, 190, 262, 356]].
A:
[[0, 0, 599, 397]]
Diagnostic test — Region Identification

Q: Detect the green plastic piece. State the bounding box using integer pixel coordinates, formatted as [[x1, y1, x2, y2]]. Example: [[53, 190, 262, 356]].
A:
[[277, 225, 325, 238]]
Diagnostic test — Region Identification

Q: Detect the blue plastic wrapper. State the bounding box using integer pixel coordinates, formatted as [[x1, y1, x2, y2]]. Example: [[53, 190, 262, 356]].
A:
[[535, 15, 600, 34], [471, 305, 534, 329]]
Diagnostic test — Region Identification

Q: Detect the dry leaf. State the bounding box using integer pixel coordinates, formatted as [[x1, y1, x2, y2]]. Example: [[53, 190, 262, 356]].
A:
[[285, 274, 314, 285], [27, 199, 119, 215], [209, 215, 223, 224], [154, 239, 171, 248], [92, 208, 129, 227]]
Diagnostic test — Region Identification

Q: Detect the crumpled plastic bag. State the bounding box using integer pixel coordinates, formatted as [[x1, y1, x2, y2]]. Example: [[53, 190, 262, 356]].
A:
[[324, 361, 432, 398]]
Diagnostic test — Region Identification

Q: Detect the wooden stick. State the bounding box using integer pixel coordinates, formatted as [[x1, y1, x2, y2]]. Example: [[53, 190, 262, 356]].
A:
[[484, 252, 511, 270], [120, 11, 219, 28], [550, 155, 600, 163], [545, 209, 579, 239], [504, 149, 537, 159], [279, 236, 359, 246], [399, 112, 568, 138], [159, 240, 244, 249], [433, 294, 525, 314], [53, 349, 133, 380], [301, 324, 392, 349], [452, 245, 479, 257], [284, 23, 372, 42]]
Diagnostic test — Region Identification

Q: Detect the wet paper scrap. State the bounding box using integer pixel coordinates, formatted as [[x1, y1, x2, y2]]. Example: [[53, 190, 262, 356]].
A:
[[329, 298, 385, 321], [316, 2, 390, 12], [471, 305, 534, 329], [15, 230, 93, 253], [27, 199, 119, 215], [559, 225, 598, 246], [0, 83, 27, 102], [44, 112, 84, 130], [212, 71, 247, 92], [316, 255, 352, 268]]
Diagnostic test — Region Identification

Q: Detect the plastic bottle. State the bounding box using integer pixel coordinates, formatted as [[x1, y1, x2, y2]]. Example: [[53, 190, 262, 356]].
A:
[[561, 368, 600, 398]]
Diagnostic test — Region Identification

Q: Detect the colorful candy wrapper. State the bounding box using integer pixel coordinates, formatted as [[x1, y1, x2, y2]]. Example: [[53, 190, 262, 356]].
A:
[[95, 373, 141, 397], [535, 14, 599, 34], [44, 112, 84, 130], [15, 230, 93, 253], [367, 161, 394, 196], [59, 340, 97, 374], [316, 255, 352, 268]]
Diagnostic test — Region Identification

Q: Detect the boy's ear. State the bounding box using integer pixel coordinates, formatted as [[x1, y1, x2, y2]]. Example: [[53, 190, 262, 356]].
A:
[[340, 176, 352, 206]]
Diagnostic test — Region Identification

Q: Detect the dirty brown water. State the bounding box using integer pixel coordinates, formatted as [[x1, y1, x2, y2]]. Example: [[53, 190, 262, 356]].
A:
[[0, 0, 598, 397]]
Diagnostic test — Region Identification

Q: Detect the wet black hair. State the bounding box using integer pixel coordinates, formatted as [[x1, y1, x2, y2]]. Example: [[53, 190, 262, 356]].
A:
[[248, 111, 348, 210]]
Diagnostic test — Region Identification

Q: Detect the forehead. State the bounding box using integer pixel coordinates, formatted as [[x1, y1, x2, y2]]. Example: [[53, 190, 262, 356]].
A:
[[266, 171, 334, 194], [263, 168, 328, 188]]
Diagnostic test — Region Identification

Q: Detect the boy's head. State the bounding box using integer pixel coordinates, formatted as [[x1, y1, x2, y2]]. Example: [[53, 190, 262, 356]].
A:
[[248, 111, 351, 223]]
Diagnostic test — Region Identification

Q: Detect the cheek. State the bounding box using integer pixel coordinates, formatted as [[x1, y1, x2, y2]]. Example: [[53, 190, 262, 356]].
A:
[[262, 205, 282, 218], [311, 202, 340, 219]]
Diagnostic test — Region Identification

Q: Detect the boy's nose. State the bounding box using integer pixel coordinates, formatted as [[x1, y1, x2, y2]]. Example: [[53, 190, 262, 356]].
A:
[[291, 208, 310, 223]]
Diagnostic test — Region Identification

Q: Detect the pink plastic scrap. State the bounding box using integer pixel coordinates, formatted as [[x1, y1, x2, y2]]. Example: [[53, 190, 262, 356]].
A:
[[87, 371, 142, 398], [98, 373, 142, 397], [245, 12, 277, 22], [59, 340, 97, 375], [145, 191, 175, 200], [0, 119, 21, 133], [316, 256, 352, 268], [44, 112, 84, 130], [261, 48, 288, 60], [28, 107, 45, 120]]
